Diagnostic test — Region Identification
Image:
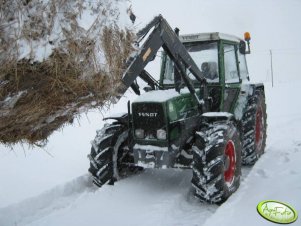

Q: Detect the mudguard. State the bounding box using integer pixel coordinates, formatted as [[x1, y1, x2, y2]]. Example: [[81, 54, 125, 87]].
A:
[[103, 113, 128, 125]]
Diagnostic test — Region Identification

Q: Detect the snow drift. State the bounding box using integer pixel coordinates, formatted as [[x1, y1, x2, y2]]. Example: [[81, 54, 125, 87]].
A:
[[0, 0, 135, 145]]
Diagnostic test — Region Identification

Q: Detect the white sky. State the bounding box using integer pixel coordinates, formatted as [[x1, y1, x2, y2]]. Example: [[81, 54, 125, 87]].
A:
[[131, 0, 301, 83]]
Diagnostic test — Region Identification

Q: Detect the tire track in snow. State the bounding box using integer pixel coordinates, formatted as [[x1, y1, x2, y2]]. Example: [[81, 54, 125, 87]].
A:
[[0, 174, 96, 226], [0, 167, 253, 226]]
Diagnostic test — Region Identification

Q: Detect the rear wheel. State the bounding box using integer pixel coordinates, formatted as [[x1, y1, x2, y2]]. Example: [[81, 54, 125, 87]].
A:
[[241, 90, 267, 165], [191, 121, 241, 204], [88, 123, 138, 187]]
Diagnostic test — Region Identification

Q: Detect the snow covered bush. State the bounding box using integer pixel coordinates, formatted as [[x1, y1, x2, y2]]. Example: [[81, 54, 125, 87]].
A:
[[0, 0, 135, 145]]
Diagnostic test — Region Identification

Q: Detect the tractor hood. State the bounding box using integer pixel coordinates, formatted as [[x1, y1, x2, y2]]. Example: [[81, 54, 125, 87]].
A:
[[132, 88, 199, 123], [132, 88, 191, 103], [131, 88, 200, 142]]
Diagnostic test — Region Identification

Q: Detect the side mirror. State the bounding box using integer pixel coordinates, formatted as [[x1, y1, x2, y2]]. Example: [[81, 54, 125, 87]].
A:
[[239, 41, 246, 54]]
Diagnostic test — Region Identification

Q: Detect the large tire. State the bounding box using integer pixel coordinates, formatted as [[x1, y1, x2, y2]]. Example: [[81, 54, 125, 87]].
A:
[[241, 90, 267, 165], [191, 121, 242, 204], [88, 122, 134, 187]]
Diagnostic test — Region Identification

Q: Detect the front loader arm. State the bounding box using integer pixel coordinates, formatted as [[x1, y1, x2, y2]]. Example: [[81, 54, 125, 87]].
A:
[[117, 15, 209, 111]]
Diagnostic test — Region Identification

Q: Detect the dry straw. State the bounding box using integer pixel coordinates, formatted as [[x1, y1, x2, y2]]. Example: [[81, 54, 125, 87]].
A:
[[0, 0, 135, 145]]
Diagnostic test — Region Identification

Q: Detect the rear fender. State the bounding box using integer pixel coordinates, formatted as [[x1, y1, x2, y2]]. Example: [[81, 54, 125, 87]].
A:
[[254, 83, 265, 96], [245, 83, 265, 96]]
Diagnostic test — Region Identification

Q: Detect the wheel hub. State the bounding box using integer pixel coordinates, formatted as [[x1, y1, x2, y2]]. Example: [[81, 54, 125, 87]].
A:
[[224, 140, 236, 186]]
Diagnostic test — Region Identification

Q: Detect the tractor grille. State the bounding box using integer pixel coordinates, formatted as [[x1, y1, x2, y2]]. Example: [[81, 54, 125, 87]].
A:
[[132, 103, 165, 139]]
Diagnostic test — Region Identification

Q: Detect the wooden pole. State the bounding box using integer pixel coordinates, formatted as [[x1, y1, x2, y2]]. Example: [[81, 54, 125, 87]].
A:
[[270, 49, 274, 87]]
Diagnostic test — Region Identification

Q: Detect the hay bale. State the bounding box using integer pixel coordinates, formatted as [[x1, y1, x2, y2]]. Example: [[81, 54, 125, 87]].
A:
[[0, 0, 135, 145]]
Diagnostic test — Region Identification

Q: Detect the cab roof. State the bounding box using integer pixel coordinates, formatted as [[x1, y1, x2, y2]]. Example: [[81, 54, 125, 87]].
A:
[[180, 32, 243, 43]]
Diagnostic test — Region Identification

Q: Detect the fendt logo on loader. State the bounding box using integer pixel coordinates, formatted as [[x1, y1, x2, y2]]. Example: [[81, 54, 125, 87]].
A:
[[138, 112, 158, 118]]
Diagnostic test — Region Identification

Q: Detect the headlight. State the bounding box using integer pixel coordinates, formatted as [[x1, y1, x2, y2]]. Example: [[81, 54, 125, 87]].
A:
[[157, 129, 167, 140], [135, 129, 144, 139]]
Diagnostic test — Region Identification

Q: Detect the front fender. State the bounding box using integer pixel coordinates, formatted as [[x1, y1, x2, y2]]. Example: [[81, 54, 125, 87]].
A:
[[104, 112, 128, 125]]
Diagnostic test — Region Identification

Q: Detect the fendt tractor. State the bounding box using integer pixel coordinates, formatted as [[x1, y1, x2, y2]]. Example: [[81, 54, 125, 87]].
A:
[[88, 15, 267, 204]]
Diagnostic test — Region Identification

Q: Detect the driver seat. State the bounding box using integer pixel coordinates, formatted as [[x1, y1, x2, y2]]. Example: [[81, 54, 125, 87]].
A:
[[201, 62, 218, 80]]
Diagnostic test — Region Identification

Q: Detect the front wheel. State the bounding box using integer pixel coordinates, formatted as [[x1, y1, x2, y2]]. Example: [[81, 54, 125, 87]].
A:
[[191, 121, 242, 204], [88, 123, 136, 187]]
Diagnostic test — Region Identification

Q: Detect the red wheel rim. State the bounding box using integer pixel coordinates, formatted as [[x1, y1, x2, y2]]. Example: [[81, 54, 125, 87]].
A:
[[224, 140, 236, 186], [255, 105, 264, 152]]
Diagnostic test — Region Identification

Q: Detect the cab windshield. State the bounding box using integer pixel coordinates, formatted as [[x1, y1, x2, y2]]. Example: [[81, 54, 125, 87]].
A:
[[163, 42, 219, 85]]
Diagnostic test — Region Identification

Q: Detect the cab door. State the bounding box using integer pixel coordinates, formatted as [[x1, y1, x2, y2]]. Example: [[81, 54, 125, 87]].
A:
[[222, 43, 241, 112]]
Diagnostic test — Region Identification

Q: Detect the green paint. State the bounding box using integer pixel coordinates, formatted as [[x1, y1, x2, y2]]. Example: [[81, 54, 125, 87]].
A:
[[257, 200, 298, 224], [133, 36, 251, 145], [167, 92, 198, 122]]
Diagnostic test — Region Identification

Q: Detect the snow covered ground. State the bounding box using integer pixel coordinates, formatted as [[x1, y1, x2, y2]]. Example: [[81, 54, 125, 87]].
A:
[[1, 81, 300, 226], [1, 0, 301, 225]]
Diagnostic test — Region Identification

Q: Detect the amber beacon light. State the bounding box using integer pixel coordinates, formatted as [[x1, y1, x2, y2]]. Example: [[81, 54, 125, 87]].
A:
[[244, 32, 251, 41]]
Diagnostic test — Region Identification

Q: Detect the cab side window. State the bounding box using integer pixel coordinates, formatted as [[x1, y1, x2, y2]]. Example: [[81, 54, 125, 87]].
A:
[[224, 44, 239, 83]]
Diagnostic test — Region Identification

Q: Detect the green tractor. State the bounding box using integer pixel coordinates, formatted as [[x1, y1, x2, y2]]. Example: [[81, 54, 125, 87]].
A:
[[88, 15, 267, 204]]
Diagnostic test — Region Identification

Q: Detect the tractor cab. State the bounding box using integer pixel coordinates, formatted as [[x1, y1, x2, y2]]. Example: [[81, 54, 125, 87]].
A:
[[160, 32, 250, 112]]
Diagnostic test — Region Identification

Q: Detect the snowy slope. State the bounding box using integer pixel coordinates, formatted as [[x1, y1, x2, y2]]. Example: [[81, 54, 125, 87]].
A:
[[1, 0, 301, 225]]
